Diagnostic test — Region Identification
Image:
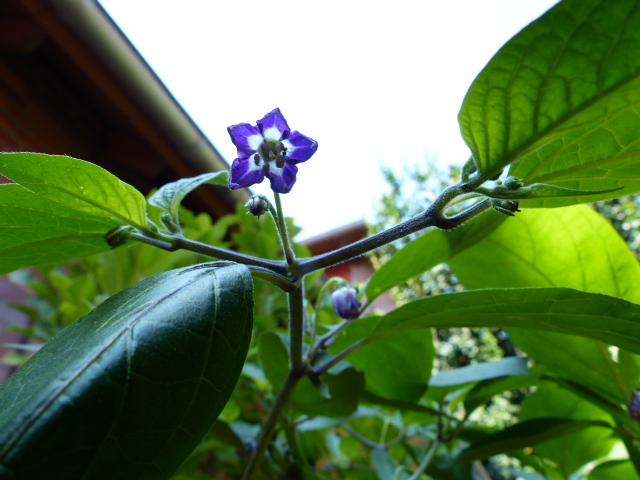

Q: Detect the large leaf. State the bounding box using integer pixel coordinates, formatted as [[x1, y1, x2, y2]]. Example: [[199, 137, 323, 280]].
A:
[[518, 381, 617, 477], [0, 262, 253, 480], [366, 287, 640, 355], [457, 417, 612, 464], [0, 152, 147, 228], [0, 184, 120, 275], [329, 317, 434, 402], [588, 460, 640, 480], [458, 0, 640, 205], [365, 210, 505, 301], [429, 356, 528, 387], [148, 172, 229, 220], [448, 206, 640, 401]]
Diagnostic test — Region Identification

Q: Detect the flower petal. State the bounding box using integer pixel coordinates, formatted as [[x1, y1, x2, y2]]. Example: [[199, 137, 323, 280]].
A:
[[227, 123, 263, 156], [282, 131, 318, 163], [229, 157, 265, 190], [257, 108, 290, 142], [266, 161, 298, 193]]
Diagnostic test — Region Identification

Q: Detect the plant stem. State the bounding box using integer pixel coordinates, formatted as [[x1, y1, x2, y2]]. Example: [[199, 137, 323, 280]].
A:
[[407, 440, 440, 480], [288, 286, 307, 372], [130, 232, 288, 274], [248, 266, 297, 292], [274, 193, 296, 265], [297, 190, 490, 275], [310, 339, 366, 376], [241, 370, 305, 480]]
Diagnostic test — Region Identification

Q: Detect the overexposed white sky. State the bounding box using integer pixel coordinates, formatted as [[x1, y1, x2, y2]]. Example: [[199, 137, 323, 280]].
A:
[[99, 0, 558, 240]]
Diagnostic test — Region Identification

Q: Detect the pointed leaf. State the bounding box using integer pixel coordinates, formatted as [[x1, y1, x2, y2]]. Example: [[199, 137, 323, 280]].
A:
[[457, 417, 612, 463], [459, 0, 640, 205], [0, 184, 121, 275], [148, 171, 229, 219], [0, 152, 147, 228], [365, 210, 506, 301], [429, 356, 529, 387], [367, 287, 640, 355], [0, 262, 253, 480]]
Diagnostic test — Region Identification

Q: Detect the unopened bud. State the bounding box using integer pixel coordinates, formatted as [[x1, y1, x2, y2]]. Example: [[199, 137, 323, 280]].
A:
[[332, 287, 360, 320], [105, 225, 132, 248], [503, 176, 525, 191], [245, 196, 269, 218], [629, 391, 640, 421]]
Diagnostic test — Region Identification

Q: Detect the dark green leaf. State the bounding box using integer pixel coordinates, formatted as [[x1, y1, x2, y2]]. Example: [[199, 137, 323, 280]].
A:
[[429, 356, 528, 387], [0, 184, 121, 275], [367, 287, 640, 355], [457, 417, 612, 463], [519, 382, 617, 476], [0, 152, 147, 228], [459, 0, 640, 204], [148, 172, 229, 220], [365, 210, 505, 301], [0, 262, 253, 480], [258, 331, 289, 391]]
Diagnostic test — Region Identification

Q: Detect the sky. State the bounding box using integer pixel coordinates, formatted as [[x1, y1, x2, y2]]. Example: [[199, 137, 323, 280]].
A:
[[99, 0, 559, 240]]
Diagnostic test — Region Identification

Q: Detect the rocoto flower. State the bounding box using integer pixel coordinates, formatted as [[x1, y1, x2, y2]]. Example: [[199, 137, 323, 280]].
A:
[[332, 287, 361, 320], [227, 108, 318, 194], [629, 390, 640, 421]]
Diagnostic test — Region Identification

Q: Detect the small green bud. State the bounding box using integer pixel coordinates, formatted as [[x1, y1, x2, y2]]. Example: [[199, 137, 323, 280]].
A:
[[160, 212, 181, 233], [105, 226, 133, 248], [491, 198, 520, 217], [245, 196, 269, 218], [503, 176, 525, 191]]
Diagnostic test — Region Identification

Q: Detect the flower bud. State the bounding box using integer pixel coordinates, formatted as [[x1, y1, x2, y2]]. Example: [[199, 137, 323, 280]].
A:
[[245, 196, 269, 218], [332, 287, 360, 320], [104, 226, 132, 248], [503, 176, 525, 191], [629, 391, 640, 421]]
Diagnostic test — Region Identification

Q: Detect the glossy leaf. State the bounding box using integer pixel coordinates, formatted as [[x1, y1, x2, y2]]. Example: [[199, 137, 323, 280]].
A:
[[367, 287, 640, 355], [0, 262, 254, 480], [0, 184, 121, 275], [457, 417, 612, 463], [429, 356, 528, 388], [0, 152, 147, 228], [464, 368, 543, 414], [459, 0, 640, 205], [365, 210, 505, 301], [148, 172, 229, 219], [448, 206, 640, 401], [329, 317, 434, 402]]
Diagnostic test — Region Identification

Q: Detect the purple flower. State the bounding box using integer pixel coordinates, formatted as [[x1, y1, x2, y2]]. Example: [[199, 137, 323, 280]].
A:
[[227, 108, 318, 194], [332, 287, 361, 320], [629, 391, 640, 421]]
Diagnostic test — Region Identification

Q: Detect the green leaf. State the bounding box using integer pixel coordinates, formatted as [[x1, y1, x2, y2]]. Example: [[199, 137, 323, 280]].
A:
[[148, 172, 229, 220], [588, 460, 640, 480], [464, 368, 543, 414], [519, 381, 617, 477], [367, 287, 640, 355], [0, 262, 253, 480], [0, 184, 121, 275], [0, 152, 147, 228], [457, 417, 612, 464], [258, 331, 290, 391], [458, 0, 640, 205], [447, 206, 640, 401], [294, 365, 365, 418], [475, 183, 623, 201], [329, 317, 434, 402], [429, 356, 529, 387], [365, 210, 506, 301]]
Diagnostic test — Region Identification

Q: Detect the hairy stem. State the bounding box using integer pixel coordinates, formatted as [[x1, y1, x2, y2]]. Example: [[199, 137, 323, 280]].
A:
[[407, 440, 440, 480], [297, 186, 490, 275], [130, 232, 288, 274], [274, 193, 296, 265], [241, 370, 305, 480], [289, 286, 307, 373]]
